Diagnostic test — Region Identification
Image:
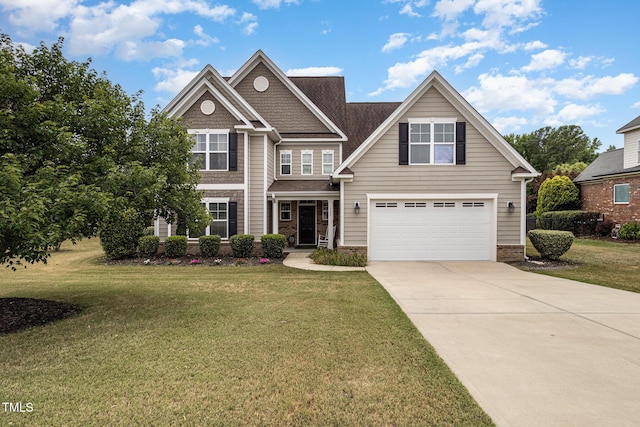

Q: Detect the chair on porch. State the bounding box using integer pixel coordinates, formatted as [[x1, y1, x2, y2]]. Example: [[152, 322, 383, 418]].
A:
[[317, 226, 336, 248]]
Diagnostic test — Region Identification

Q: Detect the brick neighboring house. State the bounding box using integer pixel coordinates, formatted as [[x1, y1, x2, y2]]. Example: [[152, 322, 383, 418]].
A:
[[574, 115, 640, 224]]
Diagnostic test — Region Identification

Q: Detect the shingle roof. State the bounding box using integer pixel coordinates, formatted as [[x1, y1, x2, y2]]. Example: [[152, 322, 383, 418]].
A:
[[344, 102, 401, 158], [574, 148, 640, 182], [616, 115, 640, 133], [267, 180, 339, 193], [290, 76, 348, 137]]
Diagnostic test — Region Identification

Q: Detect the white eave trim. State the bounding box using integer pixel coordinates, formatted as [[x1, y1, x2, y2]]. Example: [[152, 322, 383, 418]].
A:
[[267, 191, 340, 200]]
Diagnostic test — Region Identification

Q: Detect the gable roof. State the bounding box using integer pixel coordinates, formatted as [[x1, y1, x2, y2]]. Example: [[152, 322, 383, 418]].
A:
[[162, 64, 268, 130], [344, 102, 401, 159], [228, 50, 347, 141], [334, 70, 538, 177], [616, 115, 640, 133], [574, 148, 640, 182], [290, 76, 348, 136]]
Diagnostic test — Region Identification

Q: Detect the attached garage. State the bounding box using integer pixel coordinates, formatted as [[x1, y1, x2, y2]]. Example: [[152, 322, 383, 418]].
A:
[[368, 196, 496, 261]]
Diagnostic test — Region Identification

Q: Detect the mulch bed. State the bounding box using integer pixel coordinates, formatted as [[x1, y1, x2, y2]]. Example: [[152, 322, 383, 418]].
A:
[[101, 254, 287, 266], [507, 256, 581, 271], [0, 298, 83, 335]]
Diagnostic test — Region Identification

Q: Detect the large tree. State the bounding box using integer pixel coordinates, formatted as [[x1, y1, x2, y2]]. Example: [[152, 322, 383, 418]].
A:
[[505, 125, 601, 173], [0, 34, 208, 267]]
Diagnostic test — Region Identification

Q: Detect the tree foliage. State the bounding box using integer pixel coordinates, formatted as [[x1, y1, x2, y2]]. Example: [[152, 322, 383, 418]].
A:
[[0, 34, 209, 267], [505, 125, 601, 173], [536, 176, 580, 216]]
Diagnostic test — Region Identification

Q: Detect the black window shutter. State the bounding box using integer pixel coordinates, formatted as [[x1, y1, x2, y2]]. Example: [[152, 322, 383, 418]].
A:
[[229, 133, 238, 171], [228, 201, 238, 237], [399, 122, 409, 165], [456, 122, 466, 165]]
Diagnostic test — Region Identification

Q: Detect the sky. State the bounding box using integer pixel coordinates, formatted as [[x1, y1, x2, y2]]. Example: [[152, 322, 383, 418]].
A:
[[1, 0, 639, 149]]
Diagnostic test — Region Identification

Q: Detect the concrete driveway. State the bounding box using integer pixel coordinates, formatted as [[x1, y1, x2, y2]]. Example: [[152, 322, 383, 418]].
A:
[[366, 261, 640, 427]]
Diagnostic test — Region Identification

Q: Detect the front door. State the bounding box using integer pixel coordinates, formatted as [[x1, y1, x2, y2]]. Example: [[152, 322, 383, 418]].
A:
[[298, 205, 316, 245]]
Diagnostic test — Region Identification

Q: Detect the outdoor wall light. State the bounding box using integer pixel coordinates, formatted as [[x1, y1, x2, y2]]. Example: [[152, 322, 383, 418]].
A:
[[354, 202, 360, 214], [507, 201, 515, 212]]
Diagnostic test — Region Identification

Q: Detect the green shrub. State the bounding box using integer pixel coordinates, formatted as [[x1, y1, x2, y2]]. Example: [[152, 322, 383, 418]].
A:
[[199, 235, 221, 257], [100, 207, 147, 259], [138, 235, 160, 258], [527, 229, 574, 260], [619, 222, 640, 240], [537, 211, 600, 233], [143, 226, 155, 236], [310, 248, 368, 267], [536, 176, 580, 216], [261, 234, 286, 258], [165, 236, 188, 258], [230, 234, 254, 258]]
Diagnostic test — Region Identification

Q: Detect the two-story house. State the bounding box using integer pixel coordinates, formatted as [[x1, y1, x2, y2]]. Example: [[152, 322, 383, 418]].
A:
[[155, 50, 538, 261], [574, 115, 640, 224]]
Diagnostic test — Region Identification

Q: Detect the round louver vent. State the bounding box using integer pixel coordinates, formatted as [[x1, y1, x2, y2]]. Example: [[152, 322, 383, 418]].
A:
[[253, 76, 269, 92], [200, 100, 215, 115]]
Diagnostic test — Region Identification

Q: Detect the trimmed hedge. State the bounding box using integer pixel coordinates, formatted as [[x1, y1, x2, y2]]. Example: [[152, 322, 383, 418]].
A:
[[230, 234, 254, 258], [261, 234, 286, 258], [143, 226, 155, 236], [165, 235, 188, 258], [100, 207, 147, 260], [619, 222, 640, 240], [310, 248, 367, 267], [199, 235, 221, 257], [528, 229, 574, 260], [537, 210, 600, 233], [138, 235, 160, 258]]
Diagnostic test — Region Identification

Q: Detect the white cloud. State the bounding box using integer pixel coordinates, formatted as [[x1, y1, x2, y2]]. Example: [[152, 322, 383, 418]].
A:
[[569, 55, 593, 70], [464, 73, 557, 115], [433, 0, 475, 21], [521, 49, 565, 72], [252, 0, 300, 9], [193, 25, 220, 47], [286, 66, 343, 76], [238, 12, 258, 35], [556, 103, 604, 122], [632, 101, 640, 109], [522, 40, 547, 50], [400, 3, 421, 17], [382, 33, 411, 53], [554, 73, 639, 100], [473, 0, 543, 29], [152, 66, 199, 93], [0, 0, 80, 32], [116, 38, 185, 61], [455, 52, 484, 73], [491, 116, 529, 134]]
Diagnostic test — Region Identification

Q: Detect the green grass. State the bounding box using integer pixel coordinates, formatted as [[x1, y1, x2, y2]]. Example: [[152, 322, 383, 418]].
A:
[[525, 237, 640, 293], [1, 239, 492, 426]]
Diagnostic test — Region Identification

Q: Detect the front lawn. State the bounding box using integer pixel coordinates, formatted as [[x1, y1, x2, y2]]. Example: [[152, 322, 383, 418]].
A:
[[524, 237, 640, 293], [0, 239, 492, 426]]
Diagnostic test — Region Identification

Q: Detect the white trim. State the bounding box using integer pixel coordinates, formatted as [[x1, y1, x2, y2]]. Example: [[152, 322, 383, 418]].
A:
[[322, 150, 334, 175], [263, 135, 269, 236], [334, 71, 538, 178], [613, 183, 630, 204], [197, 184, 245, 190], [366, 193, 498, 261], [228, 50, 347, 141], [279, 201, 292, 221], [339, 183, 345, 245], [268, 192, 340, 200], [244, 132, 250, 235], [407, 120, 456, 165], [280, 150, 292, 176], [188, 129, 230, 171], [301, 149, 313, 175]]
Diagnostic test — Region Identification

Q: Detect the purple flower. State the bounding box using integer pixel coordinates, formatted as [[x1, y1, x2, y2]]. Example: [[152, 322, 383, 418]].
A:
[[260, 258, 269, 264]]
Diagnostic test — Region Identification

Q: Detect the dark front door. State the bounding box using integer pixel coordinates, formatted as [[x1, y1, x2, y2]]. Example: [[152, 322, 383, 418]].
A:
[[298, 205, 316, 245]]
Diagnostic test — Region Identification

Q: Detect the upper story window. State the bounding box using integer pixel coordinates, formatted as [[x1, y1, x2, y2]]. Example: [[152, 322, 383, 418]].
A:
[[280, 150, 292, 175], [301, 150, 313, 175], [614, 184, 630, 204], [322, 150, 334, 175], [189, 130, 228, 171], [409, 120, 455, 165]]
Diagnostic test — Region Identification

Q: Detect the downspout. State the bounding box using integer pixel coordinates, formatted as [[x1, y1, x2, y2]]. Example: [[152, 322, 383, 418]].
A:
[[273, 140, 282, 182], [522, 177, 534, 259]]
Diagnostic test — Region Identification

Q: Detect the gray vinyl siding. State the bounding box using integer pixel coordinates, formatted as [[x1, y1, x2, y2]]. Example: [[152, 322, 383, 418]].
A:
[[623, 128, 640, 169], [182, 92, 243, 129], [233, 62, 331, 134], [276, 143, 341, 179], [343, 85, 521, 247], [249, 135, 266, 237]]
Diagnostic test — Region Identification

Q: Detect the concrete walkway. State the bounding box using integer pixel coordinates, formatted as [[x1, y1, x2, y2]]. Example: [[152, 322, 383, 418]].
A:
[[366, 261, 640, 426], [283, 251, 366, 271]]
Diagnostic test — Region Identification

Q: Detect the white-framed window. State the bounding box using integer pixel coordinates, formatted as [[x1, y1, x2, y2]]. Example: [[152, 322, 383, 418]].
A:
[[614, 184, 630, 204], [189, 130, 229, 171], [409, 120, 455, 165], [280, 150, 292, 175], [280, 202, 291, 221], [322, 150, 334, 175], [301, 150, 313, 175], [322, 201, 329, 221], [188, 200, 229, 239]]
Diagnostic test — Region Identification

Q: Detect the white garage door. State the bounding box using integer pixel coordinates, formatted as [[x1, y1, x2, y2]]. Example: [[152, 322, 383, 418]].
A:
[[369, 199, 493, 261]]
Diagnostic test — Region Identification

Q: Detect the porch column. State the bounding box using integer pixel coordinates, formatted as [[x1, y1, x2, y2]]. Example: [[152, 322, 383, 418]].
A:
[[327, 200, 334, 249], [272, 196, 279, 235]]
